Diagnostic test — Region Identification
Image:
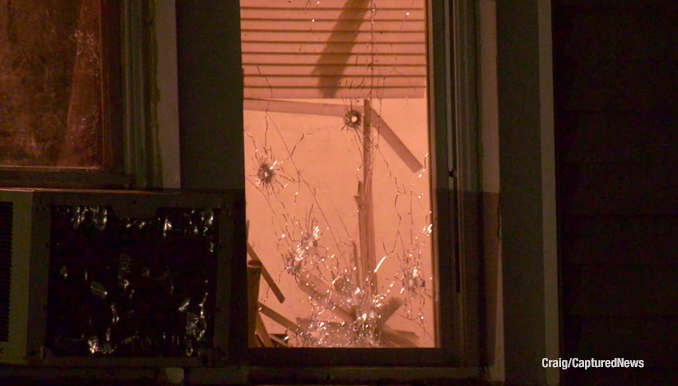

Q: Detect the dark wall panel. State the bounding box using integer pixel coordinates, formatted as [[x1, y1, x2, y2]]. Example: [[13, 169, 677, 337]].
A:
[[564, 316, 678, 366], [561, 56, 678, 112], [559, 11, 678, 59], [562, 265, 678, 316], [562, 216, 678, 265], [561, 113, 678, 163], [559, 0, 678, 9], [554, 1, 678, 384], [560, 163, 678, 215]]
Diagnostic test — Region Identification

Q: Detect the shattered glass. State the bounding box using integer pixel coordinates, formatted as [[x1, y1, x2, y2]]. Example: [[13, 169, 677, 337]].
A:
[[241, 0, 435, 348], [45, 206, 218, 357], [0, 0, 103, 168]]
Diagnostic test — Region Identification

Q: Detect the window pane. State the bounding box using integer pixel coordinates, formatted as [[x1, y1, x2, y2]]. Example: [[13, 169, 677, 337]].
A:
[[242, 0, 436, 348], [0, 0, 103, 168]]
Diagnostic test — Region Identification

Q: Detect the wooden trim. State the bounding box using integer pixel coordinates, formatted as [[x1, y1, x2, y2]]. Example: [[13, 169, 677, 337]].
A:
[[189, 365, 480, 385], [1, 365, 484, 385], [101, 0, 124, 173], [497, 0, 558, 383], [427, 0, 458, 354], [451, 0, 483, 367], [0, 170, 133, 190]]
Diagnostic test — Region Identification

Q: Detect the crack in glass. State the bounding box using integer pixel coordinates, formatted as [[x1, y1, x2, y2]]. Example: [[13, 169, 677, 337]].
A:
[[242, 0, 433, 348]]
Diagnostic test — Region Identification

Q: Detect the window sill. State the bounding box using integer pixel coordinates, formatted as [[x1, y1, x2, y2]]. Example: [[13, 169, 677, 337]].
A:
[[190, 365, 481, 385], [0, 169, 134, 190]]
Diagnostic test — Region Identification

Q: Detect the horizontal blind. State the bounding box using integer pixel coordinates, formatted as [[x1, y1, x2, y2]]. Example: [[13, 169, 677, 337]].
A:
[[241, 0, 427, 99]]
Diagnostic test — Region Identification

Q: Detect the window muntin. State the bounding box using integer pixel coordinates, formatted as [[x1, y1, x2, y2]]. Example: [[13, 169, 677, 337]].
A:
[[241, 0, 436, 349]]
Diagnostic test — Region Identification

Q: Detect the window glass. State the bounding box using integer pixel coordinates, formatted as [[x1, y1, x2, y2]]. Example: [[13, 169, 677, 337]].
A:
[[0, 0, 103, 168], [242, 0, 435, 348]]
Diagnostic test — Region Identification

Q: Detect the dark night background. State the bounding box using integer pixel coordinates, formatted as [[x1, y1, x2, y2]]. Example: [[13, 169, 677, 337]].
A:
[[554, 0, 678, 384]]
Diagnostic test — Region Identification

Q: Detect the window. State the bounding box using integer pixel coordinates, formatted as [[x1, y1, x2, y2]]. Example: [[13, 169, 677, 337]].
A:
[[0, 1, 137, 188], [241, 0, 455, 359]]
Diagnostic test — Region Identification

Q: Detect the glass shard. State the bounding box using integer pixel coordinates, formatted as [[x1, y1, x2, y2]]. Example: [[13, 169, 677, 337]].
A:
[[242, 0, 435, 348]]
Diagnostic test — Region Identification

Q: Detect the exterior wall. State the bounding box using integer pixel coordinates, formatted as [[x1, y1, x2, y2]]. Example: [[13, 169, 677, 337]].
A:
[[555, 0, 678, 384]]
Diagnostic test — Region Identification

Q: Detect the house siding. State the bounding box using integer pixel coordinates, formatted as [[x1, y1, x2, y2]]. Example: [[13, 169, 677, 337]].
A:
[[554, 0, 678, 384]]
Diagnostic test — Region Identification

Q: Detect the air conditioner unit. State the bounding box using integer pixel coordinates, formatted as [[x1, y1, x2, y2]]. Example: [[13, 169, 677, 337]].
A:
[[0, 188, 243, 367]]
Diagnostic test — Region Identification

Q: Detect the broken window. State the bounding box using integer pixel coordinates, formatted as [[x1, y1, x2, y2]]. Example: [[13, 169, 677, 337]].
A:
[[241, 0, 437, 348], [0, 0, 111, 168]]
